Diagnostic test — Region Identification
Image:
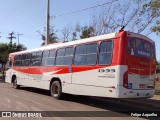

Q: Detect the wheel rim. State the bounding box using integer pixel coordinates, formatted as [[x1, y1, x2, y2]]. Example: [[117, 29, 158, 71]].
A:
[[52, 84, 60, 97]]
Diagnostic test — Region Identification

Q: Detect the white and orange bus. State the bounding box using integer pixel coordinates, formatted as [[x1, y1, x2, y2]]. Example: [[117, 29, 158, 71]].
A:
[[5, 30, 156, 99]]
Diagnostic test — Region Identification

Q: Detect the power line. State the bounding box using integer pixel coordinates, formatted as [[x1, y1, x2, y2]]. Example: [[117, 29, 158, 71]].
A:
[[51, 0, 118, 19]]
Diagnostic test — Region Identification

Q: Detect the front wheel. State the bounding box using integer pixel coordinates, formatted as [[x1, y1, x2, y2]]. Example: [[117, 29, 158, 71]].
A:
[[50, 81, 63, 99], [13, 78, 20, 89]]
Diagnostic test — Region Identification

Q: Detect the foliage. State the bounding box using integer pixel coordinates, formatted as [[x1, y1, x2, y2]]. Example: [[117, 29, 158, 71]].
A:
[[142, 0, 160, 35], [88, 0, 160, 36], [0, 42, 26, 63], [38, 27, 58, 46], [58, 0, 160, 40], [71, 24, 95, 40]]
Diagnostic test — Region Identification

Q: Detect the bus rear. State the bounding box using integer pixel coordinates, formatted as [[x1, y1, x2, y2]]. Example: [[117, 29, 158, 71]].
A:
[[118, 32, 156, 98]]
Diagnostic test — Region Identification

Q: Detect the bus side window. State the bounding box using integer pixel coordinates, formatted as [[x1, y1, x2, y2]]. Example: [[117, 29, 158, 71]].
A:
[[64, 47, 73, 65], [36, 52, 42, 66], [25, 53, 31, 66], [74, 45, 86, 65], [14, 55, 21, 66], [42, 51, 49, 66], [30, 53, 37, 66], [74, 43, 97, 66], [21, 54, 26, 66], [99, 40, 113, 65], [46, 50, 56, 66], [56, 48, 66, 66], [86, 43, 97, 65]]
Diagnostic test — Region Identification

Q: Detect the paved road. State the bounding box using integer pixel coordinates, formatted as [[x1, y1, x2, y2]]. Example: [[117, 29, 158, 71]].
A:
[[0, 82, 159, 120]]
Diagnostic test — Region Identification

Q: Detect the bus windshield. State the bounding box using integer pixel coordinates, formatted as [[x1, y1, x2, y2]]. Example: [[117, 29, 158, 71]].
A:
[[6, 57, 12, 69], [128, 37, 155, 59]]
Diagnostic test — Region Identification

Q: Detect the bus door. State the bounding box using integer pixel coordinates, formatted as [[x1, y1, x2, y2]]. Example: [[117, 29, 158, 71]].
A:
[[5, 57, 12, 83], [127, 38, 155, 90]]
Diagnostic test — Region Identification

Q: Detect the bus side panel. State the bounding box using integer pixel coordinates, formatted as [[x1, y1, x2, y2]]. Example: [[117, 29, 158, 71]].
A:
[[72, 66, 119, 97]]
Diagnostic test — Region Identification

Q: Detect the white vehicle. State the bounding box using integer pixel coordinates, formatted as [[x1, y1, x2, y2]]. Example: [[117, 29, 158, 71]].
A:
[[5, 30, 156, 99]]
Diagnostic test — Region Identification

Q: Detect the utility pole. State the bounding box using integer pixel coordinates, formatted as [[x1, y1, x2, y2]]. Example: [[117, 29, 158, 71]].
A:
[[17, 33, 23, 44], [6, 32, 16, 48], [46, 0, 50, 45]]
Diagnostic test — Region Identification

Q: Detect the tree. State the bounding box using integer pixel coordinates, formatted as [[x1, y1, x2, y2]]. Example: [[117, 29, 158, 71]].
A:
[[143, 0, 160, 35], [88, 0, 160, 36], [49, 0, 160, 41], [38, 27, 58, 46], [80, 26, 95, 39], [60, 25, 72, 42], [0, 42, 26, 62], [70, 24, 94, 40]]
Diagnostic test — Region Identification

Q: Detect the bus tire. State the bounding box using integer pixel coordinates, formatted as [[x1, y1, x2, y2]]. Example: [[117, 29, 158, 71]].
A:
[[13, 78, 20, 89], [50, 81, 62, 99]]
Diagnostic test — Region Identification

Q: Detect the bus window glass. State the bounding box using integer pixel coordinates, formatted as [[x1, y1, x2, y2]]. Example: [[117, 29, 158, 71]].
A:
[[100, 42, 106, 52], [106, 41, 113, 52], [25, 53, 31, 66], [46, 50, 56, 66], [56, 47, 73, 66], [74, 43, 97, 65], [36, 52, 42, 66], [49, 50, 56, 58], [21, 54, 27, 66], [87, 43, 97, 65], [99, 40, 113, 65], [65, 47, 73, 55], [43, 51, 49, 59], [42, 51, 49, 66], [30, 53, 37, 66], [37, 52, 42, 58], [57, 48, 65, 56], [128, 38, 155, 58], [75, 45, 86, 54], [64, 47, 73, 65], [87, 43, 97, 53], [14, 55, 21, 66], [46, 58, 55, 66]]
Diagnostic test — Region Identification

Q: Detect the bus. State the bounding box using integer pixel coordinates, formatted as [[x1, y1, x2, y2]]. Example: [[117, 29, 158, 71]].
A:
[[5, 30, 156, 99]]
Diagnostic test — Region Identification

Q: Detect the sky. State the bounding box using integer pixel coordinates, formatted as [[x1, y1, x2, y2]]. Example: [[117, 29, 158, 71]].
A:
[[0, 0, 160, 60]]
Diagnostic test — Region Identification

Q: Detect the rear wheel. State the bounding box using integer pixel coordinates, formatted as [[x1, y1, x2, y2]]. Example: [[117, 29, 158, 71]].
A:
[[13, 78, 20, 89], [50, 81, 63, 99]]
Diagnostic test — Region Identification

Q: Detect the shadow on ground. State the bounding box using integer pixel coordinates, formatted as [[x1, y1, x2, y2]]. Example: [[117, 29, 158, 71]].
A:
[[15, 86, 160, 119]]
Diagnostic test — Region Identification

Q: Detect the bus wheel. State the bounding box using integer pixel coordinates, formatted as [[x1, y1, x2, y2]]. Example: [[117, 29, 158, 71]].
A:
[[50, 81, 62, 99], [13, 78, 20, 89]]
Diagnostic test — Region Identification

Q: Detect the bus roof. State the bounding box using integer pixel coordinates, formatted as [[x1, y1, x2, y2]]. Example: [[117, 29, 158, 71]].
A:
[[10, 31, 116, 56], [9, 30, 155, 56]]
